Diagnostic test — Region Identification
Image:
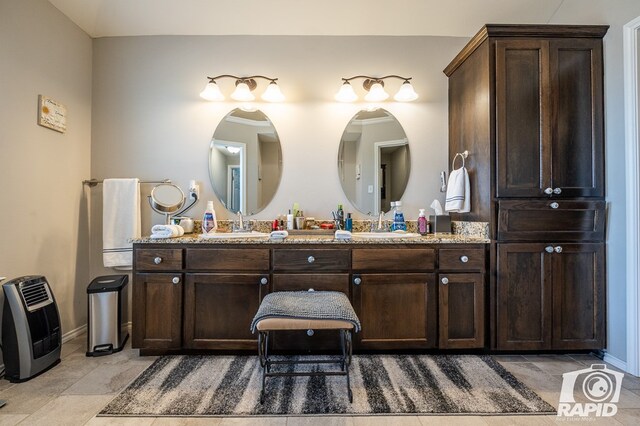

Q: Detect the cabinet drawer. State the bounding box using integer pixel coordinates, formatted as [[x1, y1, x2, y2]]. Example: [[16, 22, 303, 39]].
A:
[[186, 248, 269, 271], [135, 249, 183, 270], [273, 249, 349, 271], [272, 274, 350, 294], [352, 249, 435, 271], [498, 200, 605, 241], [439, 248, 485, 271]]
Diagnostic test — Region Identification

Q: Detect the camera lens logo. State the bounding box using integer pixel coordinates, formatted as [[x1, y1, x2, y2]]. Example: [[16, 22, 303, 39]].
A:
[[558, 364, 624, 417], [583, 371, 613, 402]]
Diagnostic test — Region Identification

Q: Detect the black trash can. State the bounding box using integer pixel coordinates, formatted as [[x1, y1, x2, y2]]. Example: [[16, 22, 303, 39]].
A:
[[86, 275, 129, 356]]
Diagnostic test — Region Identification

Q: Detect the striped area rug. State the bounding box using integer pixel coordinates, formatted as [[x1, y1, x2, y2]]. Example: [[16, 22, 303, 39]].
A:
[[100, 354, 555, 416]]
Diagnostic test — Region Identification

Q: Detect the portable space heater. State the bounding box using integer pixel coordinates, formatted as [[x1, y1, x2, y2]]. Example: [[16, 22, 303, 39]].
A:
[[2, 275, 61, 382]]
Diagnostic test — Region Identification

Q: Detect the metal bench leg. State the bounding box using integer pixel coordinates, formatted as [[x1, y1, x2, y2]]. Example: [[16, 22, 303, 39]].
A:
[[258, 331, 269, 404], [341, 329, 353, 403]]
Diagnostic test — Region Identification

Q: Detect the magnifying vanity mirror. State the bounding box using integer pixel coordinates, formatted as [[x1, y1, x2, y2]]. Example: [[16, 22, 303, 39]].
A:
[[148, 183, 186, 224], [209, 108, 283, 215], [338, 108, 410, 215]]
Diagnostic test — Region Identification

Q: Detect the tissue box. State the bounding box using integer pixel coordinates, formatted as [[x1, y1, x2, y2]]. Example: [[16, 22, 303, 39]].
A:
[[429, 215, 452, 233]]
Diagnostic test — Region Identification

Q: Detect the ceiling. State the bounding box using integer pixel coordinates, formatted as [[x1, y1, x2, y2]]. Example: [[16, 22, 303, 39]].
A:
[[47, 0, 567, 38]]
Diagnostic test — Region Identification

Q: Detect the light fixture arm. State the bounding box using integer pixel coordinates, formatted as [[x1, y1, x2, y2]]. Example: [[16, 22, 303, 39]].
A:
[[341, 75, 413, 85]]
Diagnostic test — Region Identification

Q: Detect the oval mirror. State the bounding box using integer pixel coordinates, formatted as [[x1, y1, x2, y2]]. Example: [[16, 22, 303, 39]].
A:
[[209, 108, 283, 215], [337, 108, 410, 215]]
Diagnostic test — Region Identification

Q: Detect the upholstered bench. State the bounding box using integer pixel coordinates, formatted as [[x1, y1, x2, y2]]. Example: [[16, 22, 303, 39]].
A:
[[250, 291, 361, 404]]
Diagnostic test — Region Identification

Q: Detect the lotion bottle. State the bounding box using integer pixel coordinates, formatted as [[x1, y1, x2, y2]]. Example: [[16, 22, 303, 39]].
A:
[[202, 201, 217, 234], [286, 210, 294, 230]]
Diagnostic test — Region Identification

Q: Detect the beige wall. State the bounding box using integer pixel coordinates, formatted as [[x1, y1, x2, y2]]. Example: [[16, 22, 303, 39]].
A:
[[0, 0, 92, 338], [89, 35, 468, 280]]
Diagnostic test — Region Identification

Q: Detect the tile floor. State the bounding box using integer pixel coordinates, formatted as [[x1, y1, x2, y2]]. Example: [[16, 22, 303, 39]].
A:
[[1, 334, 639, 425]]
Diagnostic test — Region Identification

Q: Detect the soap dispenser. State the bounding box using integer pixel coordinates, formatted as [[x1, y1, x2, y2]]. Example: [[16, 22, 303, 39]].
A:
[[202, 201, 217, 234], [418, 209, 428, 235]]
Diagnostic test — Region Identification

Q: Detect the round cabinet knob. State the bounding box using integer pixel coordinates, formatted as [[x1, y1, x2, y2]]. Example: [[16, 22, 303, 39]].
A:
[[353, 277, 362, 285], [154, 257, 163, 264], [550, 202, 559, 209], [553, 187, 562, 194], [307, 256, 315, 263], [544, 187, 553, 195], [260, 277, 268, 285], [307, 329, 314, 336], [545, 246, 554, 253], [460, 255, 469, 263], [308, 288, 315, 292], [441, 277, 449, 285], [172, 276, 180, 284], [554, 246, 563, 253]]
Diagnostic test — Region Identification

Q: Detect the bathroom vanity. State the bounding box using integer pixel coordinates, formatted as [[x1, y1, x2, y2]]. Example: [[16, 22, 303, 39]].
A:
[[131, 236, 488, 355]]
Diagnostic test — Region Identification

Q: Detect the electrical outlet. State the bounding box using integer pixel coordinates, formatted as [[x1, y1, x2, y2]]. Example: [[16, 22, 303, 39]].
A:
[[368, 185, 374, 193]]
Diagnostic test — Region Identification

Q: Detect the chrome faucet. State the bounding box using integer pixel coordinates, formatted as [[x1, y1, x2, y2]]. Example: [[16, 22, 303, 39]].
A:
[[370, 210, 387, 232], [234, 211, 244, 232]]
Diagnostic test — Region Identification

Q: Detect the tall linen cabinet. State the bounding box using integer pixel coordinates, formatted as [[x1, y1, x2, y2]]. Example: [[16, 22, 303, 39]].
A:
[[444, 25, 608, 350]]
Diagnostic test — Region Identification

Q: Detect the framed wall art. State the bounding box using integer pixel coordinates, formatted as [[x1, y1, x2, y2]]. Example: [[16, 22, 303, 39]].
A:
[[38, 95, 67, 133]]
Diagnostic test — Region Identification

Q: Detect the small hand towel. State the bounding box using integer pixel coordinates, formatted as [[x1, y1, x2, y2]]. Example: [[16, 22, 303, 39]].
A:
[[334, 230, 352, 240], [103, 178, 141, 269], [445, 167, 470, 213], [270, 230, 288, 240], [150, 224, 184, 239]]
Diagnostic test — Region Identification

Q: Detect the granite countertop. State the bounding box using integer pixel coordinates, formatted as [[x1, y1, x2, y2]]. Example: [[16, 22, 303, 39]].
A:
[[132, 220, 490, 245], [132, 233, 489, 245]]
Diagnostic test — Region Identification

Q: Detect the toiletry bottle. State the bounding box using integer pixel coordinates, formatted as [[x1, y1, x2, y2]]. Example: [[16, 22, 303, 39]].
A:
[[286, 210, 294, 230], [418, 209, 428, 235], [391, 201, 407, 231], [202, 201, 217, 234], [345, 213, 353, 232], [337, 204, 345, 230]]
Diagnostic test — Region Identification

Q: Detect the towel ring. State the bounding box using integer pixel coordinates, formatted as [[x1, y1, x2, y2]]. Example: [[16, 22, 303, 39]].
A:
[[452, 150, 469, 170]]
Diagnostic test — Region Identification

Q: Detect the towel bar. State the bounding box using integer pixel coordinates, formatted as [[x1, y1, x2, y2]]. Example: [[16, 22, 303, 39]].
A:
[[82, 179, 171, 187]]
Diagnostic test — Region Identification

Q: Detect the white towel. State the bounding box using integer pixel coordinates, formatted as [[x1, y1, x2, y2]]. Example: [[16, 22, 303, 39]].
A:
[[270, 230, 288, 240], [445, 167, 470, 213], [334, 230, 352, 240], [103, 178, 141, 269], [150, 224, 184, 239]]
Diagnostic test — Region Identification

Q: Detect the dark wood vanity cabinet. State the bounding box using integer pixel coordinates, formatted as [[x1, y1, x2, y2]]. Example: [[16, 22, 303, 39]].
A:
[[494, 37, 604, 198], [445, 25, 608, 351], [438, 248, 486, 349], [132, 247, 184, 349], [183, 248, 270, 350], [351, 248, 438, 350], [496, 243, 605, 350], [132, 243, 488, 353]]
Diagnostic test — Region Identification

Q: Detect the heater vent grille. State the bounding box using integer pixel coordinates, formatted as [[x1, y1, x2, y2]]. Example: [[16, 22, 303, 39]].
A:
[[19, 280, 53, 312]]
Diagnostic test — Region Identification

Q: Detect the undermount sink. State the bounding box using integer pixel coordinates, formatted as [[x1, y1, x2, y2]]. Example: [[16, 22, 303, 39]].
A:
[[199, 231, 270, 239], [351, 232, 422, 239]]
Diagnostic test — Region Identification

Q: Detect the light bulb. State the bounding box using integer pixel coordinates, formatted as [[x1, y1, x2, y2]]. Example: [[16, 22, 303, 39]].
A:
[[364, 82, 389, 102], [199, 81, 224, 101], [231, 82, 255, 102], [261, 82, 285, 102], [394, 81, 419, 102], [226, 146, 241, 154], [335, 82, 358, 102]]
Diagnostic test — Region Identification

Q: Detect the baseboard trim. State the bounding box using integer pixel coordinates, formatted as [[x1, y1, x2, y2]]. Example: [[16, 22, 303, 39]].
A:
[[62, 324, 87, 344], [604, 353, 628, 372]]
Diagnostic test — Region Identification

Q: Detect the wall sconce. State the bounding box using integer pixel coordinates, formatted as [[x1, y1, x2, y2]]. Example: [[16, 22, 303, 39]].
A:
[[200, 74, 285, 102], [335, 75, 418, 102]]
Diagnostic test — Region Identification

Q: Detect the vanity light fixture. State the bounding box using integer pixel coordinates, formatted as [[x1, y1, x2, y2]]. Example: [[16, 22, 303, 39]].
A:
[[335, 75, 418, 102], [200, 75, 285, 102], [226, 146, 241, 154]]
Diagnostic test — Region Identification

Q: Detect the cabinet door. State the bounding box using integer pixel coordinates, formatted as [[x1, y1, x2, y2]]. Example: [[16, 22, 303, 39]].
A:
[[439, 273, 485, 349], [132, 273, 182, 349], [352, 273, 436, 350], [271, 274, 350, 352], [552, 243, 605, 350], [183, 273, 268, 350], [496, 244, 552, 350], [496, 39, 551, 197], [549, 39, 604, 197]]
